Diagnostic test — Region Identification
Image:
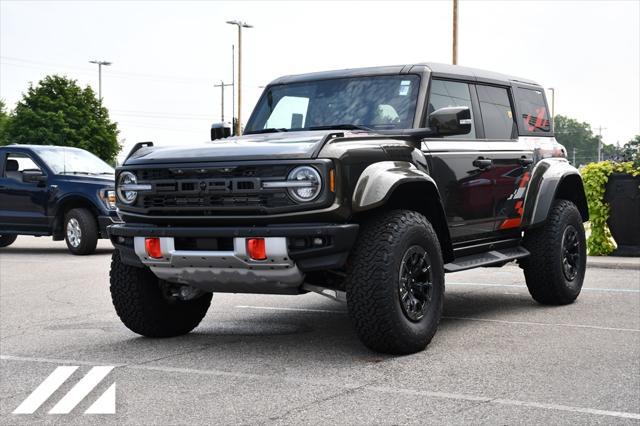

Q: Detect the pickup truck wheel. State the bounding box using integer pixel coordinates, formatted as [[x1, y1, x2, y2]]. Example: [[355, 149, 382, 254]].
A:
[[109, 251, 212, 337], [345, 210, 444, 355], [521, 199, 586, 305], [0, 234, 17, 248], [64, 208, 98, 255]]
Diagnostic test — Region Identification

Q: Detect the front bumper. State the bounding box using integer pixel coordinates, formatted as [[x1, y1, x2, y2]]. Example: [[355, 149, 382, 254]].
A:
[[98, 214, 123, 238], [108, 223, 359, 294]]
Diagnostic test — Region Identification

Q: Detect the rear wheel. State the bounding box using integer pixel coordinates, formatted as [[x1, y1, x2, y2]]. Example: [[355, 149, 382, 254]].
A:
[[521, 199, 586, 305], [345, 210, 444, 355], [109, 251, 212, 337], [0, 234, 17, 248], [64, 208, 98, 255]]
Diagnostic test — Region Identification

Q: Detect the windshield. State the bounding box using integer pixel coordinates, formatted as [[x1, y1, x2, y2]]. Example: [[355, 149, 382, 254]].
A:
[[244, 75, 420, 134], [36, 147, 114, 175]]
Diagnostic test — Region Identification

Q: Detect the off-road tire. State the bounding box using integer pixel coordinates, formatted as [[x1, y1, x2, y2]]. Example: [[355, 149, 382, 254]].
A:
[[345, 210, 445, 355], [109, 251, 212, 337], [0, 234, 17, 248], [64, 208, 98, 255], [521, 199, 586, 305]]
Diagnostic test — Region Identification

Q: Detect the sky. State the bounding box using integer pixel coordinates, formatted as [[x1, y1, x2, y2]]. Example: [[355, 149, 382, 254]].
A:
[[1, 0, 639, 160]]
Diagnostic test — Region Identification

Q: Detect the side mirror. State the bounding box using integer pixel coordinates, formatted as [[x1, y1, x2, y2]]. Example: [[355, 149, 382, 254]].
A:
[[428, 106, 472, 136], [22, 169, 46, 185], [211, 122, 232, 141]]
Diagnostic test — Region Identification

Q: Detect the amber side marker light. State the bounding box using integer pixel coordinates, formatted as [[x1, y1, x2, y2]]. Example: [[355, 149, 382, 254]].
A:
[[246, 238, 267, 260], [145, 237, 163, 259], [329, 169, 335, 192]]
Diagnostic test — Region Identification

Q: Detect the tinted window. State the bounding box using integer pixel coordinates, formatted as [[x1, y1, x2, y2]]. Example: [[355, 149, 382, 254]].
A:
[[477, 85, 517, 139], [428, 80, 476, 139], [516, 87, 550, 133]]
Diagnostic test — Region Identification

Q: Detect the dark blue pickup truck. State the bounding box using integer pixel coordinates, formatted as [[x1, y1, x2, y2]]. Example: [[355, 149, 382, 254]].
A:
[[0, 145, 120, 254]]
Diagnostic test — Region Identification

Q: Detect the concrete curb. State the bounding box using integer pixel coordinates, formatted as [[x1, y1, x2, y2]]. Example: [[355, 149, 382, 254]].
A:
[[587, 256, 640, 270]]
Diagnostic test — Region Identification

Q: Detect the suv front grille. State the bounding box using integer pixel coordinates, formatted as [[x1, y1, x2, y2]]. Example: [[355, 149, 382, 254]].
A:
[[118, 161, 333, 217], [124, 164, 316, 216]]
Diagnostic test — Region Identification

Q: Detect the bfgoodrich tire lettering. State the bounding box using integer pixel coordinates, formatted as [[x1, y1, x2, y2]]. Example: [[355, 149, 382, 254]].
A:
[[345, 210, 444, 355], [521, 199, 587, 305], [109, 251, 212, 337]]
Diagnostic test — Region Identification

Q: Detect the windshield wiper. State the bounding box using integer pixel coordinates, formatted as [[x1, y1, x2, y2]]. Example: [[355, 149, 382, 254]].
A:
[[308, 124, 373, 132], [244, 128, 289, 135]]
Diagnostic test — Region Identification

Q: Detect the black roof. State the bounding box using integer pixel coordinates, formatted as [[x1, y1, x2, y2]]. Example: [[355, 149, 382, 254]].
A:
[[268, 62, 540, 87]]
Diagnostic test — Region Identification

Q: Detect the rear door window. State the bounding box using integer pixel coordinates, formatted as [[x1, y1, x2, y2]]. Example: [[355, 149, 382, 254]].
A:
[[515, 87, 551, 133], [476, 85, 517, 139]]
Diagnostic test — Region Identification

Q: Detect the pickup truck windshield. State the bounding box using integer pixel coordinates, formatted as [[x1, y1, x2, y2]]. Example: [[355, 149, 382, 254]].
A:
[[36, 147, 114, 175], [244, 75, 420, 134]]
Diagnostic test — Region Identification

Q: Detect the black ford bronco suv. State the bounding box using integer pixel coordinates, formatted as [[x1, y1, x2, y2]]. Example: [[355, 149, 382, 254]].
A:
[[109, 63, 588, 354]]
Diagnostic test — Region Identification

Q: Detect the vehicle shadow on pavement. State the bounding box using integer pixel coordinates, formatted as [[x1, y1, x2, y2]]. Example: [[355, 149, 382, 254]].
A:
[[102, 291, 544, 362]]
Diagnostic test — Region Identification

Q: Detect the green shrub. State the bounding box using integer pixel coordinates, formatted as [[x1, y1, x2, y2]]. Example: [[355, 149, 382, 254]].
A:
[[581, 161, 640, 255]]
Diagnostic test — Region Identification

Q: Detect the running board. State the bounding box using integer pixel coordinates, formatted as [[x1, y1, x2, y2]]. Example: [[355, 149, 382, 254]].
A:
[[444, 246, 530, 273]]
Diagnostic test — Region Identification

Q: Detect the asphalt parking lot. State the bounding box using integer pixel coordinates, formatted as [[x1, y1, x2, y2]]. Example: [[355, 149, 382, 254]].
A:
[[0, 237, 639, 425]]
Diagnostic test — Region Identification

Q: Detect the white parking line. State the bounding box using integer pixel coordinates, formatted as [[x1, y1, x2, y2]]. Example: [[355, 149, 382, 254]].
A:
[[444, 316, 640, 333], [447, 282, 640, 293], [1, 354, 639, 420], [235, 305, 640, 333]]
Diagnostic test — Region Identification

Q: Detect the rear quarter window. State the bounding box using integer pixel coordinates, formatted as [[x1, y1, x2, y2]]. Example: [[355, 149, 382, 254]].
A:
[[515, 87, 551, 134]]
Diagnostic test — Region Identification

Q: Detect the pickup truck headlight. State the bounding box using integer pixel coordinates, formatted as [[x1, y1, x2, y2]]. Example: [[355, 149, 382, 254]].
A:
[[117, 171, 140, 205], [100, 189, 117, 210], [287, 166, 322, 202]]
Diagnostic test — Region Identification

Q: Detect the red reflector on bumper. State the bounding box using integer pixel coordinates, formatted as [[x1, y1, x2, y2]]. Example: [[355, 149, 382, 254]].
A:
[[145, 237, 163, 259], [246, 238, 267, 260]]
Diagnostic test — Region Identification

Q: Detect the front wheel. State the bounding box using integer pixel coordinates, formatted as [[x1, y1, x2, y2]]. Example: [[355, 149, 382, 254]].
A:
[[64, 208, 98, 255], [521, 199, 586, 305], [345, 210, 445, 355], [0, 234, 17, 248], [109, 251, 212, 337]]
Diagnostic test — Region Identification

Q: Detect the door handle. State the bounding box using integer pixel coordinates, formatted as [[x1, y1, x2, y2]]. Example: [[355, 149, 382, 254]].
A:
[[473, 157, 493, 169], [519, 156, 534, 166]]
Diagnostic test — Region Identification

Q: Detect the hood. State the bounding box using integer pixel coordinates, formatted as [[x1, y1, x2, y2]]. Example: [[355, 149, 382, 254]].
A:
[[124, 131, 337, 165], [55, 174, 115, 187]]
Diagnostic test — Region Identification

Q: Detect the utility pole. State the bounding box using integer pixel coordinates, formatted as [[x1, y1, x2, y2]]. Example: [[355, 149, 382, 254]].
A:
[[596, 125, 607, 162], [227, 20, 253, 136], [231, 44, 235, 134], [88, 60, 112, 101], [547, 87, 555, 128], [572, 147, 576, 165], [214, 80, 233, 122], [452, 0, 458, 65]]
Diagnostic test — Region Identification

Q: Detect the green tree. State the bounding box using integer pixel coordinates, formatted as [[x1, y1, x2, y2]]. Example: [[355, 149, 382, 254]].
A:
[[553, 115, 600, 166], [6, 75, 120, 162], [621, 135, 640, 165], [0, 99, 11, 145]]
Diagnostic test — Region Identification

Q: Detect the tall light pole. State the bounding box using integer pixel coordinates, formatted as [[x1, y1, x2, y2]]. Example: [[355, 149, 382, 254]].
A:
[[231, 44, 235, 134], [214, 80, 233, 122], [89, 60, 112, 101], [547, 87, 555, 128], [452, 0, 458, 65], [227, 20, 253, 136]]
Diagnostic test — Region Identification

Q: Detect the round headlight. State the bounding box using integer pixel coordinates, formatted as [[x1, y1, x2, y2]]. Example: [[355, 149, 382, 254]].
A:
[[117, 171, 138, 204], [287, 166, 322, 203]]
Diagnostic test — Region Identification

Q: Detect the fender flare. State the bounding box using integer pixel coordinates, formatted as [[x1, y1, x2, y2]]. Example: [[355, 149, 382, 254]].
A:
[[352, 161, 439, 211], [522, 159, 589, 227]]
